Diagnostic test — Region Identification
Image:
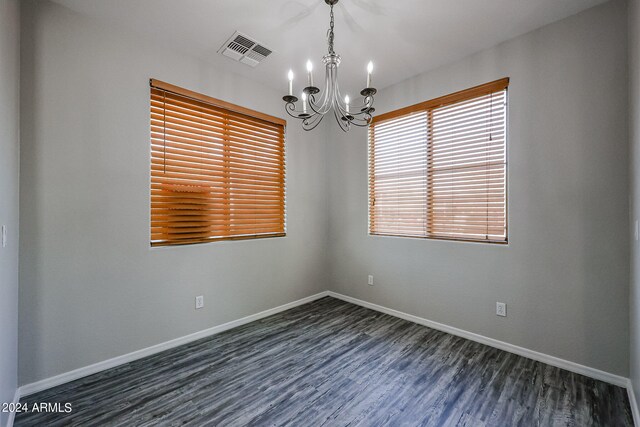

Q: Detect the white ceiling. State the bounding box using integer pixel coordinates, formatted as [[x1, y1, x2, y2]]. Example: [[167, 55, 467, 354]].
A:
[[51, 0, 607, 94]]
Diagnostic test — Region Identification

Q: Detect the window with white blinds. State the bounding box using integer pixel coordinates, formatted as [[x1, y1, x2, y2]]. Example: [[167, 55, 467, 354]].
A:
[[150, 79, 286, 247], [369, 78, 508, 243]]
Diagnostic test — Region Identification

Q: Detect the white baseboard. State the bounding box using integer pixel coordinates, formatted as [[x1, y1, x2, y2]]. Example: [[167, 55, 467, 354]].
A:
[[15, 289, 634, 417], [19, 291, 329, 397], [628, 379, 640, 426], [327, 291, 628, 388], [6, 387, 21, 427]]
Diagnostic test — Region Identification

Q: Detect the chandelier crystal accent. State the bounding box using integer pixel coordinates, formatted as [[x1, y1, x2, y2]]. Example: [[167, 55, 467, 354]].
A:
[[282, 0, 377, 132]]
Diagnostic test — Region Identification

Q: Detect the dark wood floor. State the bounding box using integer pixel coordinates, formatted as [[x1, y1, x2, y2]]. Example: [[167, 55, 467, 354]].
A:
[[15, 297, 633, 426]]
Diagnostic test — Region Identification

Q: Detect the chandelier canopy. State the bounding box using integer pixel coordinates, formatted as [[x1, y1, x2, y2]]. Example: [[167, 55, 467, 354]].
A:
[[282, 0, 377, 132]]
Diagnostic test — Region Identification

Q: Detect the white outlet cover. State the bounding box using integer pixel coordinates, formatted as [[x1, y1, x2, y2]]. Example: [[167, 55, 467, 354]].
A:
[[368, 275, 374, 286], [195, 295, 204, 309], [496, 302, 506, 317]]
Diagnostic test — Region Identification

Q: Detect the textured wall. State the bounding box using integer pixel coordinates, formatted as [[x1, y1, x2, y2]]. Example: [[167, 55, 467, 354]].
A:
[[327, 0, 629, 376]]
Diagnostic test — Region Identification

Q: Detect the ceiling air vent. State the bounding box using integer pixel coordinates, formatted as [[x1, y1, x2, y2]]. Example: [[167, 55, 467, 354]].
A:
[[218, 31, 273, 67]]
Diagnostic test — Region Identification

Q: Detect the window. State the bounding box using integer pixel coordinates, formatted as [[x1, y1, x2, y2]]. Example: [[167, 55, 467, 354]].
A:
[[150, 79, 286, 247], [369, 78, 508, 243]]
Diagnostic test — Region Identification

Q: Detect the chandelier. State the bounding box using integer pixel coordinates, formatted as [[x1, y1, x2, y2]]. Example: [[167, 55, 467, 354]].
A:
[[282, 0, 377, 132]]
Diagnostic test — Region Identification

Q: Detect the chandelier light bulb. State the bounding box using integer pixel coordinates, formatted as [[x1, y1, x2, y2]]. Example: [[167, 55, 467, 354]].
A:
[[345, 95, 350, 113], [367, 61, 373, 88], [306, 60, 314, 87], [302, 92, 308, 113], [287, 70, 294, 96]]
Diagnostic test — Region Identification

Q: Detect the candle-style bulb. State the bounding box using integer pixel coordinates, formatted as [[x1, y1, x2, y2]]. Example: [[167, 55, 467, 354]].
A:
[[302, 92, 308, 113], [345, 95, 350, 114], [367, 61, 374, 74], [306, 60, 314, 87], [287, 70, 294, 96]]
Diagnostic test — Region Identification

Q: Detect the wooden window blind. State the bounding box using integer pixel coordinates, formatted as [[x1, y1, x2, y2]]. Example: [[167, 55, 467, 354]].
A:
[[150, 79, 286, 247], [369, 78, 508, 243]]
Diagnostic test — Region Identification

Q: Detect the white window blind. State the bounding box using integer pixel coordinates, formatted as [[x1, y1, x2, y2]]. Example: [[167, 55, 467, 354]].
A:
[[369, 78, 508, 243]]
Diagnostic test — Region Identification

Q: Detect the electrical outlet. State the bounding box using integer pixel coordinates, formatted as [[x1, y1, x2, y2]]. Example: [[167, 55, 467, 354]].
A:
[[1, 225, 5, 248], [368, 275, 374, 286], [496, 302, 506, 317], [195, 295, 204, 309]]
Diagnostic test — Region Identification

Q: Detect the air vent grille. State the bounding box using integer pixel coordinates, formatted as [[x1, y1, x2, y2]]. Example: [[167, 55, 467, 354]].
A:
[[233, 34, 255, 49], [227, 41, 250, 55], [252, 44, 272, 57], [245, 50, 266, 62], [218, 31, 273, 67]]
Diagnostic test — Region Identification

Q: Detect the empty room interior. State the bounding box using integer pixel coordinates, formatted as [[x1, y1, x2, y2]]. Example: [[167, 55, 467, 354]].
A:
[[4, 0, 640, 425]]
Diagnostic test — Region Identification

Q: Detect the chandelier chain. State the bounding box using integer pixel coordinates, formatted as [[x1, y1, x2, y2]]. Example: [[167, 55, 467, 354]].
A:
[[327, 4, 335, 55]]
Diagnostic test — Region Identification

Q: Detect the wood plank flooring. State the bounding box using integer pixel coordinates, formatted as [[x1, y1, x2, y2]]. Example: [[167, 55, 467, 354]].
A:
[[15, 297, 633, 426]]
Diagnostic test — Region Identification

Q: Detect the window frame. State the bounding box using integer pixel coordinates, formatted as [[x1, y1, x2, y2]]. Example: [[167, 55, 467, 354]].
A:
[[368, 78, 509, 244], [149, 79, 287, 247]]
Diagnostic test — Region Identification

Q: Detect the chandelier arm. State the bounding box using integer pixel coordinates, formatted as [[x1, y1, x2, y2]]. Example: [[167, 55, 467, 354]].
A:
[[331, 80, 373, 127], [346, 117, 371, 127], [366, 95, 375, 108], [334, 93, 372, 126], [361, 94, 375, 109], [285, 102, 316, 120], [344, 107, 373, 118], [285, 102, 326, 124], [345, 110, 368, 118], [307, 66, 332, 115], [335, 98, 349, 118], [333, 108, 350, 132], [331, 73, 343, 115], [333, 83, 353, 121], [347, 95, 376, 117], [284, 102, 302, 119], [333, 79, 344, 109], [333, 77, 367, 118], [302, 113, 324, 131], [308, 93, 328, 116]]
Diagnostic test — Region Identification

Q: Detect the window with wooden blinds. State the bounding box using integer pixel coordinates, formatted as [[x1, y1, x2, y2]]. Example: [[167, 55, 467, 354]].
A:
[[150, 79, 286, 247], [369, 78, 508, 243]]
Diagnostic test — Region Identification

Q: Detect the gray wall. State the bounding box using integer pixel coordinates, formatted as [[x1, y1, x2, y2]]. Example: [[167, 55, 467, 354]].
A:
[[0, 0, 20, 423], [630, 0, 640, 409], [327, 0, 630, 376], [19, 0, 329, 385]]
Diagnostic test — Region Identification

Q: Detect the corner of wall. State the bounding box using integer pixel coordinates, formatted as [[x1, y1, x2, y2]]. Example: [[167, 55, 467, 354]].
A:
[[0, 0, 20, 425], [629, 0, 640, 415]]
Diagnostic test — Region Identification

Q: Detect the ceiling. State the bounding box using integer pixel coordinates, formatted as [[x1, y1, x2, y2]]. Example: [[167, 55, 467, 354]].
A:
[[51, 0, 607, 94]]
